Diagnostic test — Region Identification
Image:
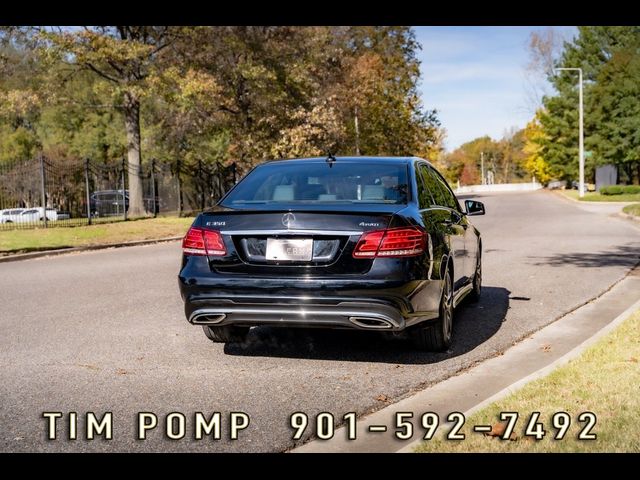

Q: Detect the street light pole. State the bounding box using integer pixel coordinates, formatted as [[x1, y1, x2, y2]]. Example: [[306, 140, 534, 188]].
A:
[[554, 67, 584, 198]]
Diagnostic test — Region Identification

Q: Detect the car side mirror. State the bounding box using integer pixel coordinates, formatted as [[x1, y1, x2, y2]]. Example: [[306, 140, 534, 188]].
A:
[[464, 199, 485, 216]]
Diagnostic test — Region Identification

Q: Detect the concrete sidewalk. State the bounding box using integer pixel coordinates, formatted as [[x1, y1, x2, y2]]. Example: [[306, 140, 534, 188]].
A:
[[292, 266, 640, 453]]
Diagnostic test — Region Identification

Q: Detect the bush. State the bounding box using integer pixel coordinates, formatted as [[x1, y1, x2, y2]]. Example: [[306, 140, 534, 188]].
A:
[[601, 185, 623, 195], [600, 185, 640, 195]]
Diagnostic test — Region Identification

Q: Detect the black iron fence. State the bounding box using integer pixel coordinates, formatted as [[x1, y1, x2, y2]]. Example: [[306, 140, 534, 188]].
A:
[[0, 156, 237, 230]]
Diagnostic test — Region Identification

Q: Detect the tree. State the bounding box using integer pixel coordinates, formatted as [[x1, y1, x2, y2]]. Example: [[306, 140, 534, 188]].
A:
[[1, 26, 441, 191], [524, 28, 569, 113], [339, 27, 439, 157], [174, 27, 439, 170], [523, 111, 553, 184], [0, 39, 43, 164], [588, 47, 640, 184], [539, 26, 640, 183], [41, 26, 181, 216]]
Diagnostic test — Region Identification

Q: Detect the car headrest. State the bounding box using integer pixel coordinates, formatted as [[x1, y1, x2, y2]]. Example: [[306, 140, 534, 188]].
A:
[[272, 185, 295, 201], [362, 185, 385, 200]]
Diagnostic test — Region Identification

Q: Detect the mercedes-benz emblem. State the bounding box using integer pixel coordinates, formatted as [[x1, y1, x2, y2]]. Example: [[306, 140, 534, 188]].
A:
[[282, 212, 295, 228]]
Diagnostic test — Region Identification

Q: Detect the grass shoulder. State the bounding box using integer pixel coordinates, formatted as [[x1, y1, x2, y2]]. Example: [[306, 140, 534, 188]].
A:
[[0, 216, 194, 254], [414, 309, 640, 453], [622, 204, 640, 217], [560, 189, 640, 202]]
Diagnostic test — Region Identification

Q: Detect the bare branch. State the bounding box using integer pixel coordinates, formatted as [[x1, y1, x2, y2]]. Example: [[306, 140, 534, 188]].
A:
[[106, 59, 124, 76], [219, 105, 240, 115], [85, 62, 120, 83]]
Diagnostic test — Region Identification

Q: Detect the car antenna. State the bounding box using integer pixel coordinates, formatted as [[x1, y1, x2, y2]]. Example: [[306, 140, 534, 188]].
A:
[[326, 151, 336, 167]]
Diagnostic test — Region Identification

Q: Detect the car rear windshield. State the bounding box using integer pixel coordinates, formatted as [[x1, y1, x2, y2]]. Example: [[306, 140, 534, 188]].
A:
[[222, 162, 409, 205]]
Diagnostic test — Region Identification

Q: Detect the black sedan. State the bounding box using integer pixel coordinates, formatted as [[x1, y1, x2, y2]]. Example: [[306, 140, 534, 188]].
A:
[[178, 156, 484, 351]]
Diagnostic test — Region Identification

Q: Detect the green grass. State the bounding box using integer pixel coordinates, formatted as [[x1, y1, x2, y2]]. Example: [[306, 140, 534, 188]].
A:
[[0, 216, 194, 254], [414, 310, 640, 453], [560, 190, 640, 202], [623, 203, 640, 217]]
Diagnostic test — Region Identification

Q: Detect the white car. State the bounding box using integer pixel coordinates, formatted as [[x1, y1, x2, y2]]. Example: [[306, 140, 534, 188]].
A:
[[15, 208, 70, 223], [0, 208, 26, 223]]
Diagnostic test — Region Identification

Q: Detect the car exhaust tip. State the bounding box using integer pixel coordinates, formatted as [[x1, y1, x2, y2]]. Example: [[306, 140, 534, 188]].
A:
[[190, 313, 227, 325], [348, 316, 393, 329]]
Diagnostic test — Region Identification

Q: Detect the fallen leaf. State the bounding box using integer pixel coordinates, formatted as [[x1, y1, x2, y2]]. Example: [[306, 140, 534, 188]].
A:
[[484, 422, 518, 441]]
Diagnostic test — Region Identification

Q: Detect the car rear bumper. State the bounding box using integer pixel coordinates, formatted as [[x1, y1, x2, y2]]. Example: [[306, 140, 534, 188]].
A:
[[179, 255, 442, 331], [186, 296, 410, 330], [182, 286, 440, 331]]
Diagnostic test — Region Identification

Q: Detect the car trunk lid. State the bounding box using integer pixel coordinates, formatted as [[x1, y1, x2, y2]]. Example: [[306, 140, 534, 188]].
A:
[[199, 205, 405, 275]]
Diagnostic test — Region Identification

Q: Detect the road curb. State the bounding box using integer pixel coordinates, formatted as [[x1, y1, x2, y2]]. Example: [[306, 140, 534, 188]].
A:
[[617, 211, 640, 224], [396, 295, 640, 453], [0, 236, 183, 263], [549, 190, 580, 203]]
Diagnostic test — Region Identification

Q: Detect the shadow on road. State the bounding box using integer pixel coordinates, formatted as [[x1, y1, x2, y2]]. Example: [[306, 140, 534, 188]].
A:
[[223, 286, 510, 364], [529, 244, 640, 268]]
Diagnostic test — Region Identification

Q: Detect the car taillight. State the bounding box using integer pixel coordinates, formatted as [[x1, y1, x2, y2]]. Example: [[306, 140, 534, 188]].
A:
[[182, 227, 226, 256], [353, 226, 426, 258]]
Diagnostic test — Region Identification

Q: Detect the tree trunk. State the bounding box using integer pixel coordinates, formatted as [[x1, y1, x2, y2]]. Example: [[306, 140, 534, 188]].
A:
[[124, 91, 145, 217]]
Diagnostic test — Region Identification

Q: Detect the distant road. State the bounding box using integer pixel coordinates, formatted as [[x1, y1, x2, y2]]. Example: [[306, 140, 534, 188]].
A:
[[1, 190, 638, 452]]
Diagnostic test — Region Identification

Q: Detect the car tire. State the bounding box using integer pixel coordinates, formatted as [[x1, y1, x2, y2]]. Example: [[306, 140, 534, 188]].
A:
[[202, 325, 249, 343], [411, 270, 453, 352], [468, 257, 482, 303]]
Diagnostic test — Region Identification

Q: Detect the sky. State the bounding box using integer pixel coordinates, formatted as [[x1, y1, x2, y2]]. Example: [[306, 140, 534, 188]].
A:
[[414, 26, 577, 151]]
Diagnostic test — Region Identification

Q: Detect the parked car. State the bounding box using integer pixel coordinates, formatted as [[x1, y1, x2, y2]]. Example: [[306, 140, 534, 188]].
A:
[[16, 207, 70, 223], [571, 181, 596, 192], [0, 208, 25, 223], [90, 190, 128, 217], [178, 156, 485, 351], [547, 180, 567, 190], [90, 190, 159, 217]]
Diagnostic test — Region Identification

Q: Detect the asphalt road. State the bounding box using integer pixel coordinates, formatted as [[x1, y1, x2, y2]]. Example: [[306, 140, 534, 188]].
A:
[[1, 191, 639, 452]]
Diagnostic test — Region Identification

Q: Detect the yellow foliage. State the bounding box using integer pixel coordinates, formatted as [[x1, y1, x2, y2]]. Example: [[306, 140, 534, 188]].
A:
[[271, 96, 345, 159], [0, 89, 41, 118], [523, 111, 552, 184]]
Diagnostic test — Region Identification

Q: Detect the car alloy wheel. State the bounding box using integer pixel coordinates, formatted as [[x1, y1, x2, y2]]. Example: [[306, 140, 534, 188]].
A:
[[469, 259, 482, 303]]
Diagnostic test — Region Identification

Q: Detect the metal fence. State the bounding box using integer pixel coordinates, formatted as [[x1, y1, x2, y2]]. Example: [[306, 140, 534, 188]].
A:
[[0, 156, 237, 230]]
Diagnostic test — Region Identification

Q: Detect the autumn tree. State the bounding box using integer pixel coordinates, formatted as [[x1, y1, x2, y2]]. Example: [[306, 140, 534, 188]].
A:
[[39, 26, 182, 216], [0, 36, 43, 164], [1, 26, 441, 194], [523, 111, 552, 184], [339, 26, 439, 157]]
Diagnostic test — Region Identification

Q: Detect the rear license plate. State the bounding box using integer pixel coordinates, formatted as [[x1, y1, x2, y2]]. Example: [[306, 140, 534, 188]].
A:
[[265, 238, 313, 261]]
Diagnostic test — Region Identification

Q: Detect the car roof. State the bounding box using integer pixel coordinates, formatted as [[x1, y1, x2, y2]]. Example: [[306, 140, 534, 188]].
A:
[[264, 156, 421, 166]]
